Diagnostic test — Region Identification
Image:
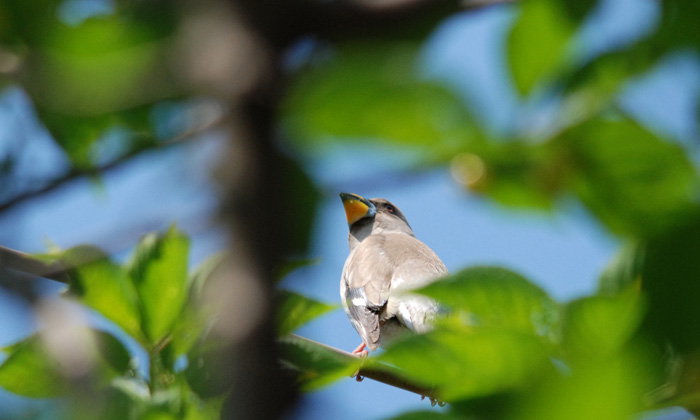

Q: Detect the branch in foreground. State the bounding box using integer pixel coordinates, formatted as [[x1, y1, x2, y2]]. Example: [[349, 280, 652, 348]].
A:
[[284, 334, 439, 401], [0, 245, 69, 283]]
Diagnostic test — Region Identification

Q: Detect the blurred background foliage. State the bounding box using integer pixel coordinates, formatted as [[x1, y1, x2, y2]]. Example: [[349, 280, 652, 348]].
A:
[[0, 0, 700, 419]]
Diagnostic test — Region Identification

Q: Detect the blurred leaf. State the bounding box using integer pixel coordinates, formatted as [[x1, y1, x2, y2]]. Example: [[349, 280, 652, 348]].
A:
[[456, 141, 566, 209], [23, 16, 174, 114], [560, 0, 598, 23], [166, 253, 227, 359], [561, 293, 645, 361], [94, 330, 132, 377], [278, 335, 361, 391], [185, 340, 231, 399], [276, 290, 337, 336], [0, 335, 65, 397], [380, 328, 553, 401], [639, 215, 700, 353], [508, 0, 576, 95], [127, 226, 190, 345], [62, 246, 144, 343], [387, 411, 466, 420], [37, 106, 154, 169], [560, 118, 699, 237], [598, 242, 644, 295], [655, 0, 700, 51], [561, 43, 658, 101], [283, 42, 477, 151], [418, 267, 559, 339], [513, 346, 657, 420]]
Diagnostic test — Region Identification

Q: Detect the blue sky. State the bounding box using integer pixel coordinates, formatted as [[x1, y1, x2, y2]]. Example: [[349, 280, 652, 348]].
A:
[[0, 0, 698, 419]]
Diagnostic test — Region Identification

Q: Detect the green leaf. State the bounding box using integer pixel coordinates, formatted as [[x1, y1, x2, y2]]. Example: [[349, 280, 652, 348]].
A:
[[453, 141, 566, 210], [638, 215, 700, 353], [127, 227, 190, 345], [94, 330, 132, 376], [167, 252, 227, 358], [278, 335, 361, 391], [561, 293, 644, 361], [387, 411, 465, 420], [560, 118, 700, 238], [379, 327, 553, 401], [0, 335, 66, 397], [508, 0, 576, 95], [418, 267, 559, 339], [514, 346, 658, 420], [62, 246, 144, 343], [283, 42, 478, 151], [276, 290, 337, 336], [560, 0, 598, 23], [598, 242, 644, 295]]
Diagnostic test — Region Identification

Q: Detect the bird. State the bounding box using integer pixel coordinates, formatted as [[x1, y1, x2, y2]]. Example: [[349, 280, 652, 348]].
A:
[[339, 192, 448, 356]]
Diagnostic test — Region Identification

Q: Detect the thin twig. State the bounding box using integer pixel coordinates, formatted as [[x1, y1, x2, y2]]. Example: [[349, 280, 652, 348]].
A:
[[0, 112, 226, 215]]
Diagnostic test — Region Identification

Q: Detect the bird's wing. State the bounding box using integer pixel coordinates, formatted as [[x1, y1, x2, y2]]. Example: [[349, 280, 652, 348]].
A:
[[381, 234, 448, 333], [341, 234, 447, 349], [341, 235, 394, 350]]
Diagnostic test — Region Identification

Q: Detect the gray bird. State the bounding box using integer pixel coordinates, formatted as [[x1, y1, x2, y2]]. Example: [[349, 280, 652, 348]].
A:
[[339, 192, 447, 354]]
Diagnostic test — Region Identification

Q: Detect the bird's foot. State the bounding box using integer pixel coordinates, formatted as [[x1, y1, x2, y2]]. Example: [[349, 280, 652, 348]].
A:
[[351, 342, 369, 381], [351, 342, 367, 355]]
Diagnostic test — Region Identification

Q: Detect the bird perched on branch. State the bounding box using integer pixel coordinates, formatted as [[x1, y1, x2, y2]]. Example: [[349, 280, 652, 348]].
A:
[[339, 193, 447, 355]]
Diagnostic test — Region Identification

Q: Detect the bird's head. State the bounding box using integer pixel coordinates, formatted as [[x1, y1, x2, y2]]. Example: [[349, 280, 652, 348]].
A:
[[340, 193, 413, 244]]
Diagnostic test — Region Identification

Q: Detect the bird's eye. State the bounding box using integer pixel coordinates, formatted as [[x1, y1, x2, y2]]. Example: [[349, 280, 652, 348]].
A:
[[386, 205, 395, 213]]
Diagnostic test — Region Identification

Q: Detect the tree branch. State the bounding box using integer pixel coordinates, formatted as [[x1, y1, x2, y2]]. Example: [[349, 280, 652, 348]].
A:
[[0, 111, 225, 215], [0, 245, 69, 283], [287, 334, 438, 400]]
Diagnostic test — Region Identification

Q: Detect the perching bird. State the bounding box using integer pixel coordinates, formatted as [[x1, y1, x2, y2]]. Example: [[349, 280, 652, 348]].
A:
[[339, 192, 447, 354]]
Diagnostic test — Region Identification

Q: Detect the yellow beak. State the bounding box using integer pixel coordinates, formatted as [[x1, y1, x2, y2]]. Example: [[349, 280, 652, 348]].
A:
[[340, 193, 376, 225]]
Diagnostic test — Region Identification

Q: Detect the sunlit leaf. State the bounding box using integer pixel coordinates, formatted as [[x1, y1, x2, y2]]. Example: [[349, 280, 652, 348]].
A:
[[561, 118, 699, 237], [278, 335, 361, 391], [127, 226, 190, 345], [561, 293, 645, 361], [508, 0, 576, 95], [418, 267, 559, 340], [283, 42, 478, 151], [62, 246, 144, 343], [0, 335, 66, 397], [513, 348, 657, 420], [276, 290, 337, 336], [380, 327, 553, 401]]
